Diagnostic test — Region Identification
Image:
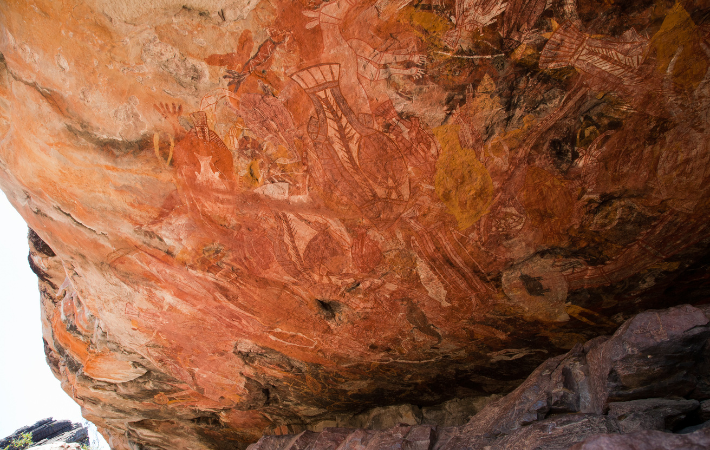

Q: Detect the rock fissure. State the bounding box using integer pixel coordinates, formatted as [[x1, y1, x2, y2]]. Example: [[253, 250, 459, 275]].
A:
[[54, 206, 109, 237]]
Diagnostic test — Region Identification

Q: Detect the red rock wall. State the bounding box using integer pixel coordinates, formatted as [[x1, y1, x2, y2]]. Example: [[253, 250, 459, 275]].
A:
[[1, 0, 710, 448]]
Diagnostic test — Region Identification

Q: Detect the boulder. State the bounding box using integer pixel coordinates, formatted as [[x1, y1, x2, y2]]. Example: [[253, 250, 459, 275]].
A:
[[568, 428, 710, 450], [607, 398, 700, 433], [0, 419, 89, 449]]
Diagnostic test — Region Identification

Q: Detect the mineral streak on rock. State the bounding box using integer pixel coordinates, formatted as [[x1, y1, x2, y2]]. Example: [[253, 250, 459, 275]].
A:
[[1, 0, 710, 449]]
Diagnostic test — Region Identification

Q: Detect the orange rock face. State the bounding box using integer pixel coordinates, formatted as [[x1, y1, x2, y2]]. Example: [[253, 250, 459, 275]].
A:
[[1, 0, 710, 448]]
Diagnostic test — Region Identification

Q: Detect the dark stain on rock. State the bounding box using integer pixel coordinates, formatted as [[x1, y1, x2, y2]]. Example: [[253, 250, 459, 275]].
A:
[[404, 300, 442, 344], [520, 273, 550, 297], [190, 414, 223, 427], [65, 123, 152, 157], [28, 228, 56, 257], [315, 299, 343, 323], [28, 253, 52, 285]]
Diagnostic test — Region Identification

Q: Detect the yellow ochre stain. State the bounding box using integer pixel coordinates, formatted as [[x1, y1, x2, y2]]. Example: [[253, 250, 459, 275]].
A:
[[433, 124, 494, 230], [566, 304, 617, 328], [243, 159, 262, 188], [651, 3, 708, 89], [521, 167, 574, 244], [398, 7, 452, 36]]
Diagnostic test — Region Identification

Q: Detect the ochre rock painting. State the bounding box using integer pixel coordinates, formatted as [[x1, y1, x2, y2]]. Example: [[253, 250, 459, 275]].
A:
[[1, 0, 710, 448]]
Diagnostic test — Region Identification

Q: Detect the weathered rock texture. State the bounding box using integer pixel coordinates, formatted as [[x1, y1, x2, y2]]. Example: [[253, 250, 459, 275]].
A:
[[1, 0, 710, 448], [0, 418, 89, 449], [248, 304, 710, 450]]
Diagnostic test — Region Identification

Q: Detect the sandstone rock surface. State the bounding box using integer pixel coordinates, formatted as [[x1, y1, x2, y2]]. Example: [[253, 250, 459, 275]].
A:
[[0, 418, 89, 449], [30, 445, 84, 450], [1, 0, 710, 448], [569, 429, 710, 450], [248, 304, 710, 450]]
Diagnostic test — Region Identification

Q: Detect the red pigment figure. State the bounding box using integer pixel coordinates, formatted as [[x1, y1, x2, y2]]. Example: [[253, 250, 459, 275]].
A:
[[443, 0, 508, 48], [291, 63, 411, 229], [171, 111, 237, 227], [223, 30, 288, 93]]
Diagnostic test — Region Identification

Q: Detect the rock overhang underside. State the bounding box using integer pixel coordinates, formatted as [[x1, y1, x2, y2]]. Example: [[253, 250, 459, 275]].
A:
[[1, 0, 710, 448]]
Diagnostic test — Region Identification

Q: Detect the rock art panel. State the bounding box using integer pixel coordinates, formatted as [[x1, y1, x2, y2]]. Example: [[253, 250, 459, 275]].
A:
[[0, 0, 710, 448]]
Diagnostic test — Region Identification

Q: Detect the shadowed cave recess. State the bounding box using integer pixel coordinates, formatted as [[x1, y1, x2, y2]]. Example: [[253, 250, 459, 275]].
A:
[[1, 0, 710, 448]]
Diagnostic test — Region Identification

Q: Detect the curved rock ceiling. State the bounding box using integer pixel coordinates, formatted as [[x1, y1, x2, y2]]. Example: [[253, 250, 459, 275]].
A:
[[1, 0, 709, 448]]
